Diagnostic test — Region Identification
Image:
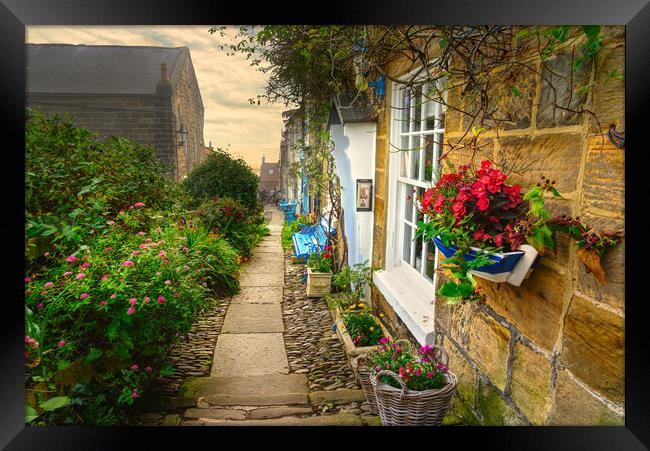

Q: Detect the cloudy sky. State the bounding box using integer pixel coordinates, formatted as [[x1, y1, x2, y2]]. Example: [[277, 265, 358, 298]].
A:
[[26, 26, 288, 174]]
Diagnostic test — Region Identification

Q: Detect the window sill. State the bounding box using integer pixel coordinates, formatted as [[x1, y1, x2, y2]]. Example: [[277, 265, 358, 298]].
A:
[[373, 265, 436, 345]]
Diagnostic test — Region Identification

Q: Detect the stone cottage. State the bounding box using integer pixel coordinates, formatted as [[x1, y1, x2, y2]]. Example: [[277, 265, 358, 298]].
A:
[[259, 155, 281, 195], [26, 43, 207, 180], [339, 27, 624, 426]]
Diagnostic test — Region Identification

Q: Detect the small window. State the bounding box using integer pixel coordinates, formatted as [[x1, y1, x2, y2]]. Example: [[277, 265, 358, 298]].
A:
[[269, 169, 274, 175]]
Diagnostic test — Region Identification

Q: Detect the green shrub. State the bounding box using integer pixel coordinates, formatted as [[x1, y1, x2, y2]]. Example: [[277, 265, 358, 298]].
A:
[[25, 109, 185, 260], [24, 207, 240, 425], [281, 220, 300, 251], [183, 149, 260, 210]]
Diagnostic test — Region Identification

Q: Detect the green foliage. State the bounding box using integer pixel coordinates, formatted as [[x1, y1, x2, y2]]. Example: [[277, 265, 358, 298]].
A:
[[25, 109, 184, 259], [307, 248, 333, 273], [342, 312, 384, 347], [281, 220, 300, 251], [183, 149, 260, 210], [332, 260, 375, 301]]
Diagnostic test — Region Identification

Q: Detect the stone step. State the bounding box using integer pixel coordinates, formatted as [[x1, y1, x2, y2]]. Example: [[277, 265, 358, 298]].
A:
[[220, 303, 284, 333], [182, 412, 365, 426], [211, 333, 289, 376], [180, 373, 309, 406], [309, 389, 367, 405]]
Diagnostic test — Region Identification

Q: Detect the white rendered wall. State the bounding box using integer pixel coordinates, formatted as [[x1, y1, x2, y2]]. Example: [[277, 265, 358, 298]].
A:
[[331, 122, 376, 268]]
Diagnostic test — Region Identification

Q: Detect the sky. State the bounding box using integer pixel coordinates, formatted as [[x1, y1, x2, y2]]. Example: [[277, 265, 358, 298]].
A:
[[26, 26, 288, 174]]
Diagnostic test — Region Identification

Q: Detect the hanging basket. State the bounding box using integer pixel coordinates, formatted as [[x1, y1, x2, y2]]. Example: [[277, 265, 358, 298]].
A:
[[371, 346, 456, 426]]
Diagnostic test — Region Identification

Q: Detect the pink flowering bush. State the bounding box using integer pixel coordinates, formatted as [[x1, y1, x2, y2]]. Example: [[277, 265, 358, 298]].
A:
[[24, 208, 240, 425]]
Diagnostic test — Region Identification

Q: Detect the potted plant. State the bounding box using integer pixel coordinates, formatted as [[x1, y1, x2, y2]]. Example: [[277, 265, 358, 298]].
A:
[[335, 304, 392, 357], [306, 245, 333, 297], [364, 339, 457, 425]]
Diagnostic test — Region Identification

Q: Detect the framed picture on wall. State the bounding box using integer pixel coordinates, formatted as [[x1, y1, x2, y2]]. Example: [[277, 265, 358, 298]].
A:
[[356, 179, 373, 211]]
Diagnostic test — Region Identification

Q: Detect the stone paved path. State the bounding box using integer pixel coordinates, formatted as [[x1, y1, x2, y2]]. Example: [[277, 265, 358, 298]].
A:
[[175, 206, 379, 426]]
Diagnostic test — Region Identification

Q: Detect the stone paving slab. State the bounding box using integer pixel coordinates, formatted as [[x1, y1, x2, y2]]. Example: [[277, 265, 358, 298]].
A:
[[211, 333, 289, 376], [230, 286, 282, 305], [247, 406, 314, 419], [239, 271, 284, 287], [241, 261, 285, 275], [309, 389, 367, 405], [181, 374, 309, 406], [221, 303, 284, 333], [184, 407, 247, 420], [182, 412, 364, 426]]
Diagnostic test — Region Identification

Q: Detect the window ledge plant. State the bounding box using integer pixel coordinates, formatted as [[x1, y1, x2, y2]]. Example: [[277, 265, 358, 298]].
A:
[[416, 159, 623, 304]]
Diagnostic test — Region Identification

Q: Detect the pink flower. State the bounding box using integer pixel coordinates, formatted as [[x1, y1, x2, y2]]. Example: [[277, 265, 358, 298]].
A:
[[134, 202, 145, 208], [158, 251, 167, 258], [179, 236, 187, 241], [156, 272, 162, 276], [80, 293, 89, 300], [157, 296, 165, 304], [119, 210, 125, 215], [183, 265, 190, 271], [66, 256, 78, 263], [127, 307, 136, 315], [100, 301, 107, 306], [25, 277, 32, 283], [131, 388, 139, 399], [144, 297, 150, 304], [43, 252, 50, 257], [129, 298, 137, 305], [129, 206, 134, 210], [37, 303, 44, 309], [131, 364, 139, 370], [63, 271, 73, 277], [158, 240, 165, 244], [139, 243, 148, 249], [58, 340, 66, 347], [105, 247, 113, 251], [44, 282, 53, 289], [145, 238, 153, 243], [131, 250, 141, 256], [81, 262, 90, 269], [164, 280, 172, 285], [106, 220, 115, 225], [122, 261, 134, 267], [173, 292, 179, 298], [138, 231, 146, 236], [110, 293, 117, 299], [145, 366, 152, 373], [76, 273, 86, 280], [101, 274, 109, 281]]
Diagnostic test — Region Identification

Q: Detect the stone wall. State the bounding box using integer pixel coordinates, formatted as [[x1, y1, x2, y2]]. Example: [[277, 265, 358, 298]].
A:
[[370, 26, 624, 425], [27, 92, 177, 178], [171, 55, 205, 179]]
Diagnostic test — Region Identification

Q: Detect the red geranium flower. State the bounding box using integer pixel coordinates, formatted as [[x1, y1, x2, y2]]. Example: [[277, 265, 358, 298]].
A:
[[451, 201, 466, 219], [433, 195, 445, 213], [476, 195, 490, 211], [470, 181, 487, 197]]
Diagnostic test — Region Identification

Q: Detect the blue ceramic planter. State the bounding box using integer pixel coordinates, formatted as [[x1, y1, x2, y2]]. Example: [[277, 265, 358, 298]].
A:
[[432, 236, 541, 286]]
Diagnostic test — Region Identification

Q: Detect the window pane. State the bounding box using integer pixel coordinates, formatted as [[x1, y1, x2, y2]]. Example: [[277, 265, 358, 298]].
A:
[[403, 183, 414, 221], [413, 85, 422, 132], [400, 136, 410, 177], [402, 89, 411, 134], [425, 137, 434, 182], [425, 246, 436, 280], [416, 187, 425, 224], [411, 136, 420, 180], [413, 231, 423, 271], [402, 222, 412, 263], [438, 111, 446, 130]]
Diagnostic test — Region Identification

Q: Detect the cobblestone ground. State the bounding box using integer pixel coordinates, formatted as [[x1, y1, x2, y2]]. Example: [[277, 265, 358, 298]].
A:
[[282, 248, 375, 417]]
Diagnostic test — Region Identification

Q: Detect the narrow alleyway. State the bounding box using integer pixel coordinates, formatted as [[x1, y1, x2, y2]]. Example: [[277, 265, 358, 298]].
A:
[[137, 206, 378, 426]]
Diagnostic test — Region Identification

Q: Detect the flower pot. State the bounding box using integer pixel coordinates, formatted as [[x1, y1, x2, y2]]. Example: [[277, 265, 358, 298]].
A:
[[372, 368, 457, 426], [306, 267, 332, 297], [433, 236, 541, 287], [333, 307, 392, 357]]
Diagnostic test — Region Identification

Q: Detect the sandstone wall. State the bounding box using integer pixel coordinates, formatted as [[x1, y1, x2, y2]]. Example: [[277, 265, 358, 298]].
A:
[[370, 26, 624, 425]]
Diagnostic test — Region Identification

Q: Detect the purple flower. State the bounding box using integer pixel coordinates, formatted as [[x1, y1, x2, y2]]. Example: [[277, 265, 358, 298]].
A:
[[25, 277, 31, 283]]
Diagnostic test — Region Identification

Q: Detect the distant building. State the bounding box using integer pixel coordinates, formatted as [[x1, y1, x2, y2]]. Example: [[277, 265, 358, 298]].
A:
[[259, 155, 280, 194], [26, 43, 207, 180]]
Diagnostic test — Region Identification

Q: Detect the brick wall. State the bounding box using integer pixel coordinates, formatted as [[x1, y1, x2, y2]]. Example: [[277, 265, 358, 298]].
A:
[[171, 55, 205, 179], [27, 92, 177, 177], [370, 26, 624, 425]]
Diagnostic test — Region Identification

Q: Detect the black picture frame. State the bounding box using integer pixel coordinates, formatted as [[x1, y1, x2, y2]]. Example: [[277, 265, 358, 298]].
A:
[[2, 1, 649, 449], [356, 179, 373, 211]]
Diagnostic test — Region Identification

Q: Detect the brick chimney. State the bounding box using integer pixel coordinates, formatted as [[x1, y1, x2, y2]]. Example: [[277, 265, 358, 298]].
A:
[[156, 62, 172, 96]]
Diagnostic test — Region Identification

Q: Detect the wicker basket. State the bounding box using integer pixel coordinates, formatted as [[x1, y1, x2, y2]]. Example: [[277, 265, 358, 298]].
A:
[[350, 339, 417, 416], [371, 346, 456, 426]]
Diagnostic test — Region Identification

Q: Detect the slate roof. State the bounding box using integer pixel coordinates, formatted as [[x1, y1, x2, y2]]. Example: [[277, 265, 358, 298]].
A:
[[26, 43, 189, 95], [330, 92, 376, 125]]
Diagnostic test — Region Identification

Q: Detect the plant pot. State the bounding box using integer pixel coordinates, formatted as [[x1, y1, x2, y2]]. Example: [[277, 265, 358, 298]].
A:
[[433, 236, 541, 287], [306, 267, 332, 297], [350, 339, 415, 416], [333, 307, 392, 357], [372, 368, 457, 426]]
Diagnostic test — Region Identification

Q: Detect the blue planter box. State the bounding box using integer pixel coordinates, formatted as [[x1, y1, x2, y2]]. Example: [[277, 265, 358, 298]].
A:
[[432, 236, 541, 286]]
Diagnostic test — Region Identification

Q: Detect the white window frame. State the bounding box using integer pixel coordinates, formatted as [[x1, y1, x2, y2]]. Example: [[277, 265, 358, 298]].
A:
[[373, 67, 447, 345]]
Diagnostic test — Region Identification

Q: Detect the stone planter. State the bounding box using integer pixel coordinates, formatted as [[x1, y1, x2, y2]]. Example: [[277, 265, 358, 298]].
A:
[[306, 268, 332, 298], [333, 307, 392, 357], [433, 236, 541, 287]]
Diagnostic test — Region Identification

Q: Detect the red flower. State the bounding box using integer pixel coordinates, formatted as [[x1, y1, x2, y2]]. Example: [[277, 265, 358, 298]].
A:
[[421, 189, 435, 211], [457, 187, 472, 203], [473, 229, 492, 241], [470, 181, 487, 197], [494, 233, 504, 247], [433, 195, 445, 213], [451, 201, 466, 219], [476, 195, 490, 212]]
